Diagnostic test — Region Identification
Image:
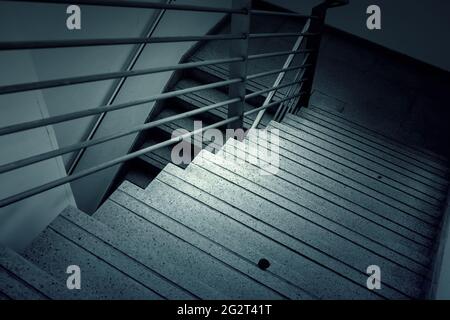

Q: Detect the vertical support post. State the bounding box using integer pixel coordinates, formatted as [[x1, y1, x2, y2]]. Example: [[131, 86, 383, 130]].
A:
[[294, 2, 328, 113], [227, 0, 251, 131]]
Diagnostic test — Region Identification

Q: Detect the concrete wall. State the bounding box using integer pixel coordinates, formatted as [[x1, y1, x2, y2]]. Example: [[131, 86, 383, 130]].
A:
[[71, 0, 232, 213], [0, 0, 166, 249], [266, 0, 450, 72], [0, 0, 164, 167], [0, 0, 231, 215], [0, 51, 75, 251]]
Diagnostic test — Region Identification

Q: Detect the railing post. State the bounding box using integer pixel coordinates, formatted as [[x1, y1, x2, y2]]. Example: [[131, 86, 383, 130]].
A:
[[294, 2, 329, 113], [227, 0, 251, 131]]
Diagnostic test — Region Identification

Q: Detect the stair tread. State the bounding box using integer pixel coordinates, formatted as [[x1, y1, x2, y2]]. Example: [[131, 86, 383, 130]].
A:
[[219, 136, 438, 246], [175, 78, 271, 128], [0, 268, 45, 300], [190, 152, 423, 296], [150, 165, 386, 299], [270, 121, 446, 204], [283, 116, 447, 192], [306, 106, 449, 165], [286, 113, 449, 184], [96, 184, 284, 300], [253, 124, 441, 217], [297, 108, 449, 175], [177, 150, 423, 298], [23, 206, 164, 300], [0, 245, 73, 300]]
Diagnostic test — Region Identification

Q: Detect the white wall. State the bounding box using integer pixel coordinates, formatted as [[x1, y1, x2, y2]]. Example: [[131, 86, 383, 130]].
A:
[[267, 0, 450, 72], [0, 0, 233, 215], [70, 0, 232, 213], [0, 51, 75, 251]]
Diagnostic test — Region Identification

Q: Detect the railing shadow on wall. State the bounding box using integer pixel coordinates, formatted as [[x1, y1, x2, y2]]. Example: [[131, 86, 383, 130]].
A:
[[0, 0, 349, 209]]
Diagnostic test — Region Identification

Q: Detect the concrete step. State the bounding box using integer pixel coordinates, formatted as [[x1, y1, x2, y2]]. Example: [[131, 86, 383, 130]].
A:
[[298, 108, 449, 176], [175, 78, 271, 129], [186, 149, 427, 298], [0, 245, 76, 300], [23, 207, 166, 300], [189, 13, 306, 103], [95, 182, 286, 300], [239, 129, 440, 233], [217, 136, 435, 262], [307, 106, 449, 166], [254, 123, 441, 220], [286, 113, 448, 188], [269, 121, 445, 206], [147, 165, 387, 299]]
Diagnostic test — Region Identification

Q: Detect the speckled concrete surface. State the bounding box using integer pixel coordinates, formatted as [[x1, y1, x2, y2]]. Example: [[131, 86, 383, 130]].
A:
[[99, 185, 309, 300], [269, 121, 444, 204], [0, 244, 77, 300], [187, 149, 425, 298], [219, 137, 433, 268], [282, 116, 447, 193], [256, 121, 441, 218], [295, 109, 449, 176], [225, 135, 438, 241], [60, 206, 188, 300], [285, 114, 448, 187], [306, 106, 448, 164], [0, 265, 46, 300], [96, 185, 280, 300], [23, 208, 161, 300], [150, 166, 383, 300]]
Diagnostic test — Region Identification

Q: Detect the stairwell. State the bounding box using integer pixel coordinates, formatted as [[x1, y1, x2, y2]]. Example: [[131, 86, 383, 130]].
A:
[[1, 1, 449, 300], [1, 104, 449, 299]]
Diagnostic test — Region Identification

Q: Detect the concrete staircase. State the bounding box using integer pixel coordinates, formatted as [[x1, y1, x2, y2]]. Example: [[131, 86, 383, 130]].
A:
[[1, 105, 448, 299]]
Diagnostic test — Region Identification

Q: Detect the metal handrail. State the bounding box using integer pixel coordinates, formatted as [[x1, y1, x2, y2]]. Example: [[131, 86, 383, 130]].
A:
[[8, 0, 247, 14], [0, 34, 248, 50], [0, 81, 304, 176], [0, 91, 304, 208], [0, 57, 243, 95], [250, 9, 318, 19], [0, 0, 349, 209]]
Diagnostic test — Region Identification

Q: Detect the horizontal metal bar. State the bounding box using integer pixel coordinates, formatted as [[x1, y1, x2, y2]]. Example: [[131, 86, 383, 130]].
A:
[[245, 79, 307, 100], [244, 91, 307, 117], [248, 49, 314, 61], [10, 0, 246, 14], [0, 34, 246, 50], [250, 9, 318, 19], [249, 32, 319, 39], [0, 96, 240, 176], [0, 116, 238, 209], [0, 57, 243, 95], [247, 64, 312, 81], [0, 79, 306, 176], [0, 78, 241, 136]]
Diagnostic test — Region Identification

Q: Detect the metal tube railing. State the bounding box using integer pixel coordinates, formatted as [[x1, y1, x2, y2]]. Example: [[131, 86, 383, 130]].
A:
[[0, 57, 243, 95], [250, 9, 318, 19], [247, 64, 311, 80], [10, 0, 247, 14], [0, 116, 239, 209], [249, 32, 319, 39], [0, 81, 304, 175], [0, 34, 247, 50], [0, 90, 304, 208], [0, 79, 242, 136], [0, 0, 349, 209]]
